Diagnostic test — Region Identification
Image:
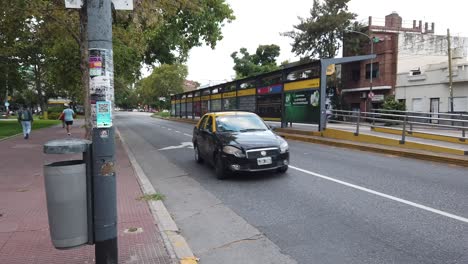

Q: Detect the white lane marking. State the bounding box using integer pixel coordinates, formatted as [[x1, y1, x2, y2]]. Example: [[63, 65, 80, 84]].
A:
[[289, 165, 468, 224], [167, 128, 172, 131], [184, 133, 192, 137], [175, 131, 181, 133], [158, 142, 194, 151]]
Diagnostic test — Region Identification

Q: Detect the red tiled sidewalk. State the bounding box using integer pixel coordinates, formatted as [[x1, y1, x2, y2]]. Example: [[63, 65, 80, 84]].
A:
[[0, 123, 174, 264]]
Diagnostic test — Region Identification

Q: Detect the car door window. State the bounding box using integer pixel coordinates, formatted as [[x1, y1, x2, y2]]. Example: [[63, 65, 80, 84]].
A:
[[205, 116, 214, 132], [198, 115, 208, 130]]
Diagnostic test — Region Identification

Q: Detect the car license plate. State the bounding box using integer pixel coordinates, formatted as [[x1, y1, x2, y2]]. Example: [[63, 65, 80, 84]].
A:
[[257, 157, 272, 166]]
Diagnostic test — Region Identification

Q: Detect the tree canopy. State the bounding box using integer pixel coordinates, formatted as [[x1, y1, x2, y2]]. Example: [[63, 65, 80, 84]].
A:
[[0, 0, 234, 117], [231, 44, 281, 79], [136, 64, 187, 110], [283, 0, 356, 59]]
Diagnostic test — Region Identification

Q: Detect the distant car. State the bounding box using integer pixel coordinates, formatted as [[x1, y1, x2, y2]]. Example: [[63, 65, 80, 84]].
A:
[[192, 111, 289, 179], [132, 109, 138, 112]]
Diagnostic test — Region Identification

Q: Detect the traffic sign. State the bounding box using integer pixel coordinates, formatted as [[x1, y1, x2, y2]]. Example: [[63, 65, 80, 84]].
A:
[[4, 101, 9, 107], [368, 92, 375, 99]]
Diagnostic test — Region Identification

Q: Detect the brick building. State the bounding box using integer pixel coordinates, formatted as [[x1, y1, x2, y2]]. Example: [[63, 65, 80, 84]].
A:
[[342, 12, 435, 112]]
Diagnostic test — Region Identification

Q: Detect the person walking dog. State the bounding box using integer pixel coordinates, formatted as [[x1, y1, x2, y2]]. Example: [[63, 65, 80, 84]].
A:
[[17, 105, 33, 139]]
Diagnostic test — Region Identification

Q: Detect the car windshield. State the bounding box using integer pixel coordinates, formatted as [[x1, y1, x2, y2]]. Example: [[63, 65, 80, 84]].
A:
[[216, 114, 269, 132]]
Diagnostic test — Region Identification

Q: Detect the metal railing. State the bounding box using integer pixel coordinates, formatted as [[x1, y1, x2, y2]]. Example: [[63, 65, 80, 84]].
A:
[[329, 109, 468, 144]]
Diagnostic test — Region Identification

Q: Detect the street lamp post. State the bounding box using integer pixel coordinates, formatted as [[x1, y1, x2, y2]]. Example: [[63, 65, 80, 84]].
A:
[[345, 30, 376, 111]]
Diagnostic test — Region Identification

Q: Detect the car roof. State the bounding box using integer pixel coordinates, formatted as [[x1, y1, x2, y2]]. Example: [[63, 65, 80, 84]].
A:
[[206, 111, 257, 117]]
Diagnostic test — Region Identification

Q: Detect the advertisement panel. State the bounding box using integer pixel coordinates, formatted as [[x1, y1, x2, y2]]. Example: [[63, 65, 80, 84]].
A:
[[284, 89, 321, 123]]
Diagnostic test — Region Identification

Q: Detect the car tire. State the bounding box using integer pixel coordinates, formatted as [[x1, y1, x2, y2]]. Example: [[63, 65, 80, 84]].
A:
[[194, 144, 203, 164], [277, 165, 288, 173], [215, 154, 228, 180]]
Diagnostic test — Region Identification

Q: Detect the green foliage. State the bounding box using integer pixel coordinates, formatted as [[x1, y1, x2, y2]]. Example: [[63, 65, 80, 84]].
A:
[[137, 193, 165, 201], [283, 0, 356, 59], [382, 96, 406, 111], [48, 106, 64, 114], [0, 119, 60, 138], [137, 64, 187, 108], [231, 45, 281, 79], [143, 0, 235, 64], [1, 0, 234, 120], [152, 112, 170, 118]]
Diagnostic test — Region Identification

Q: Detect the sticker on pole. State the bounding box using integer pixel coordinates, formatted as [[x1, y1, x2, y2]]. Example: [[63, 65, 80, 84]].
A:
[[96, 101, 112, 128]]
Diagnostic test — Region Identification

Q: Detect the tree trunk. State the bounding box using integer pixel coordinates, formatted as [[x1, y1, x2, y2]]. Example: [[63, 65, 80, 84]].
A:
[[34, 66, 48, 119], [79, 3, 92, 139]]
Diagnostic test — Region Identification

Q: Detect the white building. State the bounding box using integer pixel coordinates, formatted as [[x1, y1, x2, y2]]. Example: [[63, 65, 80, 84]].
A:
[[395, 24, 468, 113], [396, 48, 468, 113]]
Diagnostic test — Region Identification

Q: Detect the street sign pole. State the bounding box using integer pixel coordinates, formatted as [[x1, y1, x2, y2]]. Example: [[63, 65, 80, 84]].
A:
[[88, 0, 117, 263]]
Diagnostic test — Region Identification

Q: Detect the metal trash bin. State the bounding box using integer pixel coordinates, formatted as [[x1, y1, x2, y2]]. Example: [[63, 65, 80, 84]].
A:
[[43, 139, 92, 249]]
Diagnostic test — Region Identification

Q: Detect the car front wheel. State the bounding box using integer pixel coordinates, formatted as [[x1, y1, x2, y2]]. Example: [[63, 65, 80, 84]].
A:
[[194, 144, 203, 163], [215, 154, 228, 180]]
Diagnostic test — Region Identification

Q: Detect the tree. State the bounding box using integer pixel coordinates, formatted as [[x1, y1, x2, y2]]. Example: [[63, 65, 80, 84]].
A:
[[382, 95, 406, 111], [143, 0, 235, 64], [136, 64, 187, 110], [231, 44, 281, 79], [1, 0, 234, 137], [283, 0, 356, 59]]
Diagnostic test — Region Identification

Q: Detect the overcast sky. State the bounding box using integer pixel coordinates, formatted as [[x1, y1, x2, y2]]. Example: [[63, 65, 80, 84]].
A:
[[185, 0, 468, 86]]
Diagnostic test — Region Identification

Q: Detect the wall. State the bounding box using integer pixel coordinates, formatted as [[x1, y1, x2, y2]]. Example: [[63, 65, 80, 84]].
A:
[[397, 32, 468, 73], [396, 60, 468, 112]]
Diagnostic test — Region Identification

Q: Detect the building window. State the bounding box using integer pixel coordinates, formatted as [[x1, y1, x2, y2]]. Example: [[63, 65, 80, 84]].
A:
[[365, 62, 379, 79]]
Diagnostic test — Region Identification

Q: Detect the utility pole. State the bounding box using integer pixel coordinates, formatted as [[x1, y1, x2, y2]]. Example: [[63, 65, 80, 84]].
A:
[[447, 28, 454, 113], [344, 30, 378, 112], [88, 0, 117, 263]]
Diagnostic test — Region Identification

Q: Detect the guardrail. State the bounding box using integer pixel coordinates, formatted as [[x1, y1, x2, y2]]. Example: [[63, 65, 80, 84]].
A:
[[330, 109, 468, 143]]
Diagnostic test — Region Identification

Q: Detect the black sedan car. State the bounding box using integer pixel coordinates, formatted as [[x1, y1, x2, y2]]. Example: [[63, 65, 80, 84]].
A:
[[192, 111, 289, 179]]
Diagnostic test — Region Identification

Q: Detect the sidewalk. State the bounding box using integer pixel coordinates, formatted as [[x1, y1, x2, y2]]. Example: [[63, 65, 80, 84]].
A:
[[0, 123, 174, 263]]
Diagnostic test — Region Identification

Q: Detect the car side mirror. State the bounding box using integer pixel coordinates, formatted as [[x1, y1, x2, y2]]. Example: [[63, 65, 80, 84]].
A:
[[269, 125, 277, 131]]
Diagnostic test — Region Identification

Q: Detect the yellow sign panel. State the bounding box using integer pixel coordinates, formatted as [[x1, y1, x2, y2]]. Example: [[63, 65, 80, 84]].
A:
[[201, 95, 210, 101], [284, 78, 320, 91], [211, 94, 222, 100], [193, 97, 200, 102], [180, 99, 186, 103], [237, 88, 256, 97], [223, 91, 236, 98], [326, 64, 335, 76], [175, 100, 181, 104], [171, 100, 175, 104]]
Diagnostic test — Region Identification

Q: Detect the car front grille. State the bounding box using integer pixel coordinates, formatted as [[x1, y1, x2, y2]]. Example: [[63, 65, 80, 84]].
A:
[[245, 147, 279, 159]]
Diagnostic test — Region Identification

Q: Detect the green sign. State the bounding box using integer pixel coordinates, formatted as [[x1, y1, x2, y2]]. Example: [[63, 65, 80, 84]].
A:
[[285, 89, 320, 123]]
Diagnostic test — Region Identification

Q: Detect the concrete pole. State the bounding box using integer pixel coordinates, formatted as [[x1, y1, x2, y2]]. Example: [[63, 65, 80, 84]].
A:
[[447, 28, 454, 113], [87, 0, 117, 263]]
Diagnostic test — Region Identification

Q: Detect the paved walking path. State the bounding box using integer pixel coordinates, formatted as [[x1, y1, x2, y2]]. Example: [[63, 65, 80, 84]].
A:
[[0, 122, 174, 264]]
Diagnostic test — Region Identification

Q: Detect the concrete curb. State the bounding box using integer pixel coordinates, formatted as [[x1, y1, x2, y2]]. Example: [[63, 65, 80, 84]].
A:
[[278, 132, 468, 167], [0, 133, 22, 141], [116, 128, 199, 264]]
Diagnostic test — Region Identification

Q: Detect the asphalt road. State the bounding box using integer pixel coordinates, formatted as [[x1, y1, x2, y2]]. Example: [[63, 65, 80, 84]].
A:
[[116, 112, 468, 264]]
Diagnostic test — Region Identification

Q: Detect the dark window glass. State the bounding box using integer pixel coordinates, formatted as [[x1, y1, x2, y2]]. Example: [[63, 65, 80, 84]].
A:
[[365, 63, 379, 79]]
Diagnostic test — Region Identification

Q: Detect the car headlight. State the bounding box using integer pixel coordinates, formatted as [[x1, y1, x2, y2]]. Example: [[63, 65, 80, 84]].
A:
[[280, 141, 289, 153], [223, 146, 245, 158]]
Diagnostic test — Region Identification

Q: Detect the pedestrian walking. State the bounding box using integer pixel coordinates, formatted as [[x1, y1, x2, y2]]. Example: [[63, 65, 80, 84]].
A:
[[17, 105, 33, 139], [62, 104, 75, 136], [58, 111, 65, 128]]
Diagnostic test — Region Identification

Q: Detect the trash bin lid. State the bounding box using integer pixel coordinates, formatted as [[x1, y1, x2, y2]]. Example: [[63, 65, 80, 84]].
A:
[[44, 139, 92, 154]]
